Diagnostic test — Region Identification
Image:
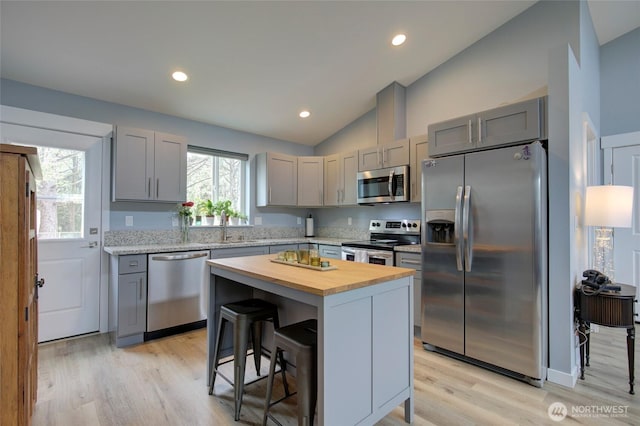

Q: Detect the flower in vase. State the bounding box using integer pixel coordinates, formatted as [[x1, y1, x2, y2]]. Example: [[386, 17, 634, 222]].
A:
[[177, 201, 194, 218]]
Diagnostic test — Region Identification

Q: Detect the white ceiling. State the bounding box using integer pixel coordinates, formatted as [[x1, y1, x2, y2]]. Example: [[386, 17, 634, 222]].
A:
[[1, 1, 638, 147]]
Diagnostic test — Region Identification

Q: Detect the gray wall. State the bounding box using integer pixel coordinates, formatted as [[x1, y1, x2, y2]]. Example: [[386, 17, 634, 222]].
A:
[[600, 27, 640, 137], [0, 79, 314, 230]]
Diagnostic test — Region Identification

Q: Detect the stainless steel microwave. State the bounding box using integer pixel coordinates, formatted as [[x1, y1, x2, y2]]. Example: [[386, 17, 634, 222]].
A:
[[357, 165, 410, 204]]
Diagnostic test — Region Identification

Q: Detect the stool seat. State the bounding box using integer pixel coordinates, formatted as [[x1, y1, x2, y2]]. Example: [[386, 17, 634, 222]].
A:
[[209, 298, 287, 421], [263, 319, 318, 426]]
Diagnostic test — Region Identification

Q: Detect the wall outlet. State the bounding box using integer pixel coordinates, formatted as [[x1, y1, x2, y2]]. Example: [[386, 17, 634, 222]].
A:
[[348, 217, 352, 225], [297, 217, 302, 225], [125, 216, 134, 227], [255, 216, 262, 225]]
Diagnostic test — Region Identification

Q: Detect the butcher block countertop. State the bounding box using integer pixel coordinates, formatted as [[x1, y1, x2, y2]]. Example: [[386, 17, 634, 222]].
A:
[[207, 254, 414, 297]]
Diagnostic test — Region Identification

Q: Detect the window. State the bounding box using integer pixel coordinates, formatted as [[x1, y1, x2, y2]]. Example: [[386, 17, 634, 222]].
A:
[[36, 147, 85, 239], [186, 146, 248, 219]]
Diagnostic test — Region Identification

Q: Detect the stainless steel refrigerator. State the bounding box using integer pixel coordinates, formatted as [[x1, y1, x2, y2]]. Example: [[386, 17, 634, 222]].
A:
[[421, 141, 547, 384]]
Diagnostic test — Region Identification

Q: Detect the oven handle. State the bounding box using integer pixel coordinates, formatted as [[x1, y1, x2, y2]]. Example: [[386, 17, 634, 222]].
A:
[[388, 169, 395, 200], [341, 247, 355, 255], [367, 251, 393, 259]]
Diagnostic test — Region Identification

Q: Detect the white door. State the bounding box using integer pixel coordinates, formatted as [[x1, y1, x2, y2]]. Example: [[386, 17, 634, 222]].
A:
[[612, 143, 640, 319], [0, 123, 103, 341]]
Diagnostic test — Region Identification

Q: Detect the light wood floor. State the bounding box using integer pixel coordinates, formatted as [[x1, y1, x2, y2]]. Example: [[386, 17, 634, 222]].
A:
[[33, 325, 639, 425]]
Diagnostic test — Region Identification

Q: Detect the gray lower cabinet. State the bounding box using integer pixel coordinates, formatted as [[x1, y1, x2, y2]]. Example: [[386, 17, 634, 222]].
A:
[[395, 252, 422, 327], [111, 254, 147, 347], [318, 244, 341, 259], [269, 244, 298, 253], [211, 245, 270, 259]]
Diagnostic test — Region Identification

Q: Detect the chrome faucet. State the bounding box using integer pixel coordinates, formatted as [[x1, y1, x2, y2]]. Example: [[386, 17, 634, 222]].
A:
[[220, 211, 228, 242]]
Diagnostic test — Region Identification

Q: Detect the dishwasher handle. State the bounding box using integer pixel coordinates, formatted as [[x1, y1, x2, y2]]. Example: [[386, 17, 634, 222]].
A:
[[151, 252, 208, 261]]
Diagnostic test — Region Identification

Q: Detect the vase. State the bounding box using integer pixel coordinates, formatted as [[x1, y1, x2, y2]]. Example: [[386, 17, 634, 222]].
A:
[[180, 215, 190, 243]]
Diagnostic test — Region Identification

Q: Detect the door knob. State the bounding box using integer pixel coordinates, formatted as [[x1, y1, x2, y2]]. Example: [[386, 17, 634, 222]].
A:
[[81, 241, 98, 248]]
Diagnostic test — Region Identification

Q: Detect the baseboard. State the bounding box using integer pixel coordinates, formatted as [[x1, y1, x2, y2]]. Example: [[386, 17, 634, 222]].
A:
[[547, 366, 578, 388]]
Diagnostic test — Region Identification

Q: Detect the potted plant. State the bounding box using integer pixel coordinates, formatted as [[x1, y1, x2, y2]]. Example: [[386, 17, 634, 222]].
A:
[[197, 199, 215, 226], [214, 199, 233, 225], [229, 209, 242, 226]]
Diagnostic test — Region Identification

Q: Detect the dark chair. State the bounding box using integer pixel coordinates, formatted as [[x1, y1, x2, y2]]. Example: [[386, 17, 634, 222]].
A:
[[209, 298, 288, 421], [263, 319, 318, 426]]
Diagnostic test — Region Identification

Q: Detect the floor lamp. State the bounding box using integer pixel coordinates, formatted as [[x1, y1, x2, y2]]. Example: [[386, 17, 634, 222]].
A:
[[584, 185, 634, 283]]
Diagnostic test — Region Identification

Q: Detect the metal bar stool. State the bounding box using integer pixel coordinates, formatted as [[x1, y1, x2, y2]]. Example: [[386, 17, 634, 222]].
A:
[[263, 319, 317, 426], [209, 298, 288, 421]]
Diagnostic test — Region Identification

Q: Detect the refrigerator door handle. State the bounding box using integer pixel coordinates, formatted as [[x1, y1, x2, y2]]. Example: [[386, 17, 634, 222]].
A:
[[463, 185, 473, 272], [455, 186, 464, 271]]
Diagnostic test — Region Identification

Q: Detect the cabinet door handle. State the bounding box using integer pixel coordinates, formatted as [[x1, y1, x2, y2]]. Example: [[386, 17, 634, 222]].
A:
[[269, 187, 272, 203], [337, 189, 340, 204], [477, 116, 482, 145], [468, 119, 473, 144], [148, 178, 151, 197], [382, 148, 386, 166], [401, 259, 421, 265], [156, 178, 160, 198], [377, 149, 380, 167], [139, 277, 143, 300], [319, 189, 323, 205]]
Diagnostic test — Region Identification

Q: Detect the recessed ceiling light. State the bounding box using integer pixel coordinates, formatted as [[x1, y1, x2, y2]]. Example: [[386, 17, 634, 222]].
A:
[[299, 110, 311, 118], [172, 71, 188, 82], [391, 34, 407, 46]]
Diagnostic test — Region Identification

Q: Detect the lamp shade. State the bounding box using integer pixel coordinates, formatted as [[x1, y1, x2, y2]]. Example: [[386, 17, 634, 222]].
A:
[[584, 185, 634, 228]]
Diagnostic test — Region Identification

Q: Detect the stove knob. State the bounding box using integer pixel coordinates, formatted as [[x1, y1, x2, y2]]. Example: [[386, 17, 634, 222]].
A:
[[401, 223, 406, 228], [412, 223, 418, 228]]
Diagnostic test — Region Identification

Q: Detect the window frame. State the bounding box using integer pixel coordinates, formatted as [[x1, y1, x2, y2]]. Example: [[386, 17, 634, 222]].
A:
[[186, 146, 249, 220]]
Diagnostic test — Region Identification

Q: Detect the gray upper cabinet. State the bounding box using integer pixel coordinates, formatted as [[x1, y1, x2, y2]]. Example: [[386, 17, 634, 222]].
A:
[[358, 139, 410, 171], [409, 134, 429, 204], [324, 150, 358, 206], [428, 97, 546, 157], [113, 126, 187, 202], [256, 152, 298, 206], [297, 156, 324, 207]]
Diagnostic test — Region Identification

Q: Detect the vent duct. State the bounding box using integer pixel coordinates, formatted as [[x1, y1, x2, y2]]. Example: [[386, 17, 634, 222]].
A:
[[376, 81, 406, 145]]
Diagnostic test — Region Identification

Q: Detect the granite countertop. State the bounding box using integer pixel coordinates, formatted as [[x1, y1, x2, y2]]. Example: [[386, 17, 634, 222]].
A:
[[208, 254, 414, 296], [104, 237, 349, 255]]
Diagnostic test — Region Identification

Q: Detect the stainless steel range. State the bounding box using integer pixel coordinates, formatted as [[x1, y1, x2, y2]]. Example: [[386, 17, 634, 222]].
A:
[[342, 219, 420, 266]]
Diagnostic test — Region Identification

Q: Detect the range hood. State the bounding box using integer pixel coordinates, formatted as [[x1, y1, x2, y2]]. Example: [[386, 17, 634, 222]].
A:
[[376, 81, 406, 145]]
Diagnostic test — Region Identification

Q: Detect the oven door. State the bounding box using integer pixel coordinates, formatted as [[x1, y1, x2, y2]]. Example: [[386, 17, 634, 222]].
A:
[[367, 250, 394, 266], [341, 247, 360, 262], [343, 247, 393, 265]]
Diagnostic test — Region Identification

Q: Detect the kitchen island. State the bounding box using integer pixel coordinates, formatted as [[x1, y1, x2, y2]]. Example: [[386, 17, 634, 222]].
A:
[[206, 254, 415, 425]]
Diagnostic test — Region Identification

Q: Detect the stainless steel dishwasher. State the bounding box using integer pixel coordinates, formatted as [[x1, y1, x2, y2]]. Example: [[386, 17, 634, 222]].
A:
[[147, 250, 209, 332]]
